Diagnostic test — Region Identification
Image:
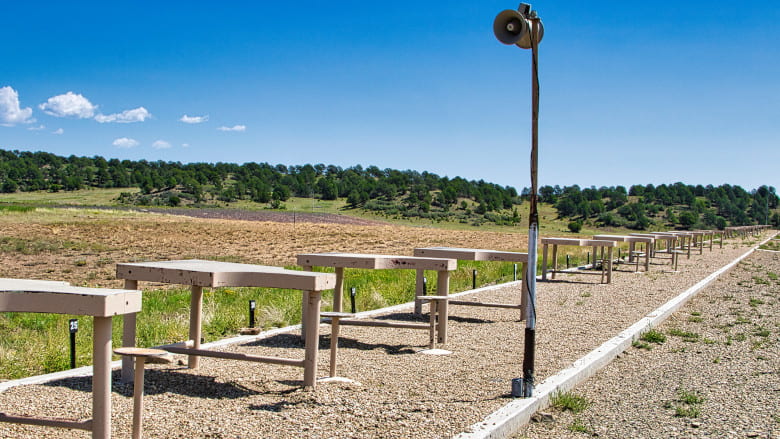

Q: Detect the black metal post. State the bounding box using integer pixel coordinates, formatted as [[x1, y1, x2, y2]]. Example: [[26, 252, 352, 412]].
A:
[[249, 300, 256, 328], [513, 263, 518, 281], [472, 269, 478, 289], [350, 287, 357, 313], [69, 318, 78, 369]]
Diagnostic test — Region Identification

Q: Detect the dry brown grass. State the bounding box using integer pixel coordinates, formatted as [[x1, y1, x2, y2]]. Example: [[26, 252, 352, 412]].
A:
[[0, 208, 528, 287]]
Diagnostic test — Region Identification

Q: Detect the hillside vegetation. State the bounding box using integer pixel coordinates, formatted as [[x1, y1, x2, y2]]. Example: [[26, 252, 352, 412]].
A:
[[0, 148, 777, 230]]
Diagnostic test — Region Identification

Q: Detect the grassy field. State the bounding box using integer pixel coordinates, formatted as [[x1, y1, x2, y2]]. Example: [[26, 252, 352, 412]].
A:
[[0, 190, 710, 379]]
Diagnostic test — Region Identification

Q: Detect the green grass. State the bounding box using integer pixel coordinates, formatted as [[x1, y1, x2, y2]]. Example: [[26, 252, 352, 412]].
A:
[[668, 328, 700, 342], [667, 388, 705, 418], [749, 298, 765, 307], [0, 259, 522, 379], [632, 340, 651, 350], [567, 418, 594, 434], [550, 391, 590, 413], [0, 236, 105, 255], [640, 329, 667, 344]]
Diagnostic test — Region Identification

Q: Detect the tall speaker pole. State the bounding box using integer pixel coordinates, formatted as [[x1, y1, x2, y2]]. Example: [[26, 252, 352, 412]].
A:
[[493, 3, 543, 398], [523, 15, 540, 398]]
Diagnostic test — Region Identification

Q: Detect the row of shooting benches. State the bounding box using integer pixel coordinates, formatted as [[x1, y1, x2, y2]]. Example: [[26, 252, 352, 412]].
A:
[[540, 229, 729, 283], [1, 225, 770, 438]]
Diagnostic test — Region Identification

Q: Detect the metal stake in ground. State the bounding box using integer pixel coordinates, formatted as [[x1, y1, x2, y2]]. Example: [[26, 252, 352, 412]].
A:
[[494, 2, 544, 398], [69, 318, 78, 368]]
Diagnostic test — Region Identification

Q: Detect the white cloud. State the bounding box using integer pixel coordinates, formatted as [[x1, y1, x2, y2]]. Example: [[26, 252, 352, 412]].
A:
[[217, 124, 246, 132], [180, 114, 208, 124], [182, 143, 190, 147], [95, 107, 151, 123], [27, 124, 46, 131], [52, 128, 64, 135], [39, 91, 97, 118], [112, 137, 139, 148], [0, 86, 34, 126], [152, 140, 171, 149]]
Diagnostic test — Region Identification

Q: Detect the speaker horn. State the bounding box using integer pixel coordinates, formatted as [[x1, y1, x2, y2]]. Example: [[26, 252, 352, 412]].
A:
[[515, 20, 544, 49], [493, 9, 528, 45]]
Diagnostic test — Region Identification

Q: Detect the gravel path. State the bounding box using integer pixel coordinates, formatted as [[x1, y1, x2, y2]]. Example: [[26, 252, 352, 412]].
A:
[[516, 244, 780, 439], [0, 234, 774, 438]]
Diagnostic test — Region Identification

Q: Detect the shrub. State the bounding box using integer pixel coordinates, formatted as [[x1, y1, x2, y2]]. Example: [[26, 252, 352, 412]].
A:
[[568, 220, 583, 233]]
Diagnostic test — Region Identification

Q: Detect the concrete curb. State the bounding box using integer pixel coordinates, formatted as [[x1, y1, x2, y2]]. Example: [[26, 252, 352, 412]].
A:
[[454, 232, 777, 439]]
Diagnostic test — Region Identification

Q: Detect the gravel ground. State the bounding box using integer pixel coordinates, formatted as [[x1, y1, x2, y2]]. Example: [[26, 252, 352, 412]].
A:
[[0, 234, 774, 438], [516, 243, 780, 439]]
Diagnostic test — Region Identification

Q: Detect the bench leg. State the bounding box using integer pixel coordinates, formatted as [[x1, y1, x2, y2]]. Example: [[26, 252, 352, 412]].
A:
[[93, 316, 112, 439], [303, 290, 321, 388], [551, 245, 558, 280], [122, 279, 138, 384], [428, 301, 437, 349], [414, 269, 425, 314], [541, 244, 548, 281], [329, 317, 340, 378], [188, 286, 203, 369], [132, 357, 148, 439], [436, 271, 449, 344]]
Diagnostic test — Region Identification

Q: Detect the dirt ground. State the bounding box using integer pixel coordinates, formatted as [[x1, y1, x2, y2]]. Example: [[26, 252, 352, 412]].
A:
[[0, 208, 528, 287]]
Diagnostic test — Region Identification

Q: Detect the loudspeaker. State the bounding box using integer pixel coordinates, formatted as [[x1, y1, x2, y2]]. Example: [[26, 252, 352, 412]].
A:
[[493, 9, 528, 45], [493, 7, 544, 49], [516, 20, 544, 49]]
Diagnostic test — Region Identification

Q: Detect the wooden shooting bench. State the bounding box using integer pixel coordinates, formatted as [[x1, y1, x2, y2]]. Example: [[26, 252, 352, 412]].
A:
[[115, 259, 336, 388], [692, 229, 721, 250], [540, 238, 615, 283], [0, 278, 142, 439], [592, 235, 655, 272], [296, 253, 457, 379], [654, 231, 692, 259], [412, 247, 529, 319], [629, 233, 681, 270]]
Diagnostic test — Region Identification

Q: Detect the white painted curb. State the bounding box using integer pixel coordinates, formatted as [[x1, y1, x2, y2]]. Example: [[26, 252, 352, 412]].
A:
[[455, 232, 777, 439]]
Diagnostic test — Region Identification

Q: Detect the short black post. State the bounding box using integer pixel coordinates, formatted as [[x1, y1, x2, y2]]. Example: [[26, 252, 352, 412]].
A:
[[69, 319, 78, 369], [618, 248, 621, 261], [350, 287, 357, 313], [587, 252, 590, 265], [472, 269, 478, 289], [248, 300, 256, 328], [566, 254, 570, 268], [423, 277, 427, 294], [513, 263, 518, 281]]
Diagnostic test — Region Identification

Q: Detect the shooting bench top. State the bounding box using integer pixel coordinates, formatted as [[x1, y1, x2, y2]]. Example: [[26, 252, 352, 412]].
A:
[[116, 259, 336, 291], [0, 278, 141, 317], [540, 237, 616, 247], [592, 234, 654, 244], [116, 259, 337, 389], [413, 247, 528, 263], [296, 252, 457, 271], [0, 278, 142, 439]]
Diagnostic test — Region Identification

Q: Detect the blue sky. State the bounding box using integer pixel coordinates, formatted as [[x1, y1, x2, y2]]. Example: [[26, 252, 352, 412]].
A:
[[1, 1, 777, 192]]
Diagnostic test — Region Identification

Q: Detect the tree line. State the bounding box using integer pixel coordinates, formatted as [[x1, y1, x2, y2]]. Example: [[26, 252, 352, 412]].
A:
[[537, 182, 779, 230], [0, 149, 520, 225]]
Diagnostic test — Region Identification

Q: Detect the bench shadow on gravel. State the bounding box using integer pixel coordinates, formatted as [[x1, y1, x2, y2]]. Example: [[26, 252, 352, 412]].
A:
[[42, 370, 261, 399]]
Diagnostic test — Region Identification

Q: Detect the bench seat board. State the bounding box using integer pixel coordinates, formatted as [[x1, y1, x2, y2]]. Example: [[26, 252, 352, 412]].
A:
[[297, 253, 457, 271], [116, 259, 336, 291]]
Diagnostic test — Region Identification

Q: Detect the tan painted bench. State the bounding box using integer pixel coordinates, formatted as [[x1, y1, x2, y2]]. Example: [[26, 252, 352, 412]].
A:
[[592, 235, 655, 272], [412, 247, 529, 319], [116, 259, 336, 388], [296, 253, 457, 380], [0, 278, 141, 439], [113, 347, 169, 439], [540, 238, 616, 283]]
